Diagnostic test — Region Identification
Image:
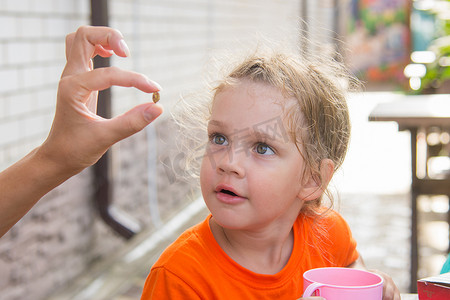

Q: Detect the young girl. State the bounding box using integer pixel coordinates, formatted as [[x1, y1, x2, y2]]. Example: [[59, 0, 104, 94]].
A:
[[140, 50, 400, 300]]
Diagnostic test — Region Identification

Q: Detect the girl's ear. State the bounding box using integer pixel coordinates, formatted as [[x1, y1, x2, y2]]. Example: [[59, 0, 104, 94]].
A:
[[298, 159, 335, 201]]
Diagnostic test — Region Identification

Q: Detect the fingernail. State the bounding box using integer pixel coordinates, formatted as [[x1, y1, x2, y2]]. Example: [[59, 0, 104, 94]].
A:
[[147, 79, 163, 91], [119, 39, 131, 57], [144, 106, 159, 122]]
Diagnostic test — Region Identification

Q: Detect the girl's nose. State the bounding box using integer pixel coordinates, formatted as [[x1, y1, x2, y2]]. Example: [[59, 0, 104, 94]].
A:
[[216, 148, 245, 178]]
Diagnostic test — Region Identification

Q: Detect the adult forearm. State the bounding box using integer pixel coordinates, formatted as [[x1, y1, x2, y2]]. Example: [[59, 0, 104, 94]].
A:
[[0, 26, 163, 238], [0, 146, 77, 237]]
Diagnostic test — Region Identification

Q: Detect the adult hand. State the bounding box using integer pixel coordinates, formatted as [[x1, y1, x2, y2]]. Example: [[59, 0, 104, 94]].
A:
[[0, 26, 162, 238], [39, 25, 163, 174]]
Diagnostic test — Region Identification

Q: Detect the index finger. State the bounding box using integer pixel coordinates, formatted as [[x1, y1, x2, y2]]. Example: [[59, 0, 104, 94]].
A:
[[63, 26, 129, 76]]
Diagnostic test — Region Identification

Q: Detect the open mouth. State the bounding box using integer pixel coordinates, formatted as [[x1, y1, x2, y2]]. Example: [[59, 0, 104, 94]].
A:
[[215, 185, 245, 204], [220, 189, 238, 197]]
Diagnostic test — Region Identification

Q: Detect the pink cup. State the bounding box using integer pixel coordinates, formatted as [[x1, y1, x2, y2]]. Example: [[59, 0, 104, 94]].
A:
[[302, 267, 383, 300]]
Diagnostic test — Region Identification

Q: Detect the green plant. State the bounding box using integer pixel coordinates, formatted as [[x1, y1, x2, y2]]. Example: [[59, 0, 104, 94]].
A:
[[419, 0, 450, 93]]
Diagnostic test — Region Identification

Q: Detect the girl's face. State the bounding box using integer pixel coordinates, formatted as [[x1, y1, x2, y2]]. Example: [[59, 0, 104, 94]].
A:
[[200, 79, 309, 231]]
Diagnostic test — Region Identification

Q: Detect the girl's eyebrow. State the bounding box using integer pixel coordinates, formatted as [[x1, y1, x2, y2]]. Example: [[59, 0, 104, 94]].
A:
[[208, 120, 229, 129], [253, 130, 274, 141]]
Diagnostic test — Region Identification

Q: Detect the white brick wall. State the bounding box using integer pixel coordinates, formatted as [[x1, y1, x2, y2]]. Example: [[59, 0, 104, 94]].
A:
[[0, 1, 311, 299], [0, 0, 89, 171], [0, 2, 92, 299]]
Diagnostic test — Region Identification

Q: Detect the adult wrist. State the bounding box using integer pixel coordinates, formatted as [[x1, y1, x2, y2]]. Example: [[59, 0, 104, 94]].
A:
[[33, 142, 83, 182]]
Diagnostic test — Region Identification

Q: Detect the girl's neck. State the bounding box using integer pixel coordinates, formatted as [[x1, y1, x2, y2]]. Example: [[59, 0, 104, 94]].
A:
[[209, 217, 295, 275]]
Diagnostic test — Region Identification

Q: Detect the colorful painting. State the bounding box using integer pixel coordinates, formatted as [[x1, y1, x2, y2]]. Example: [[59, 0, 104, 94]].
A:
[[346, 0, 411, 85]]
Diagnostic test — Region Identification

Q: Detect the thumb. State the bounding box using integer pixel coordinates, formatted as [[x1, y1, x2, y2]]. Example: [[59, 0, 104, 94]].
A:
[[103, 102, 163, 144]]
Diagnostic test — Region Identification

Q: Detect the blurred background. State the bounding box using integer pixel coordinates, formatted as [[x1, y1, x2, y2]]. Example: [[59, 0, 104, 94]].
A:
[[0, 0, 449, 299]]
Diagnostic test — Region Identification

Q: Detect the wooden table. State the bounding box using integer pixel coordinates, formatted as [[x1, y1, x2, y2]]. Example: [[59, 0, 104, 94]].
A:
[[369, 93, 450, 293]]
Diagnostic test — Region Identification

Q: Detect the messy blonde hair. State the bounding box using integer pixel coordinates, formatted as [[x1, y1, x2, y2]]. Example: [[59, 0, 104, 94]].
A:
[[174, 47, 357, 216]]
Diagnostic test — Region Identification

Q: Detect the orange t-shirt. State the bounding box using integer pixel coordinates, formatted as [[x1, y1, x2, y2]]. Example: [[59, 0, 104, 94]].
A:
[[141, 210, 358, 300]]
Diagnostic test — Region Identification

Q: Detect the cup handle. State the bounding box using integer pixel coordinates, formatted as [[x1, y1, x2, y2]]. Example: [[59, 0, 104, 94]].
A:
[[302, 282, 325, 297]]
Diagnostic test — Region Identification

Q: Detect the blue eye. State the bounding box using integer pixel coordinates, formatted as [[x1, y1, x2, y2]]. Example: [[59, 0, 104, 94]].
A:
[[255, 143, 275, 155], [211, 134, 228, 145]]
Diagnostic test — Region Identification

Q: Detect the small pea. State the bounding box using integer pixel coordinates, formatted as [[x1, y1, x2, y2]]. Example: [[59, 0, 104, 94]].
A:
[[152, 92, 160, 103]]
